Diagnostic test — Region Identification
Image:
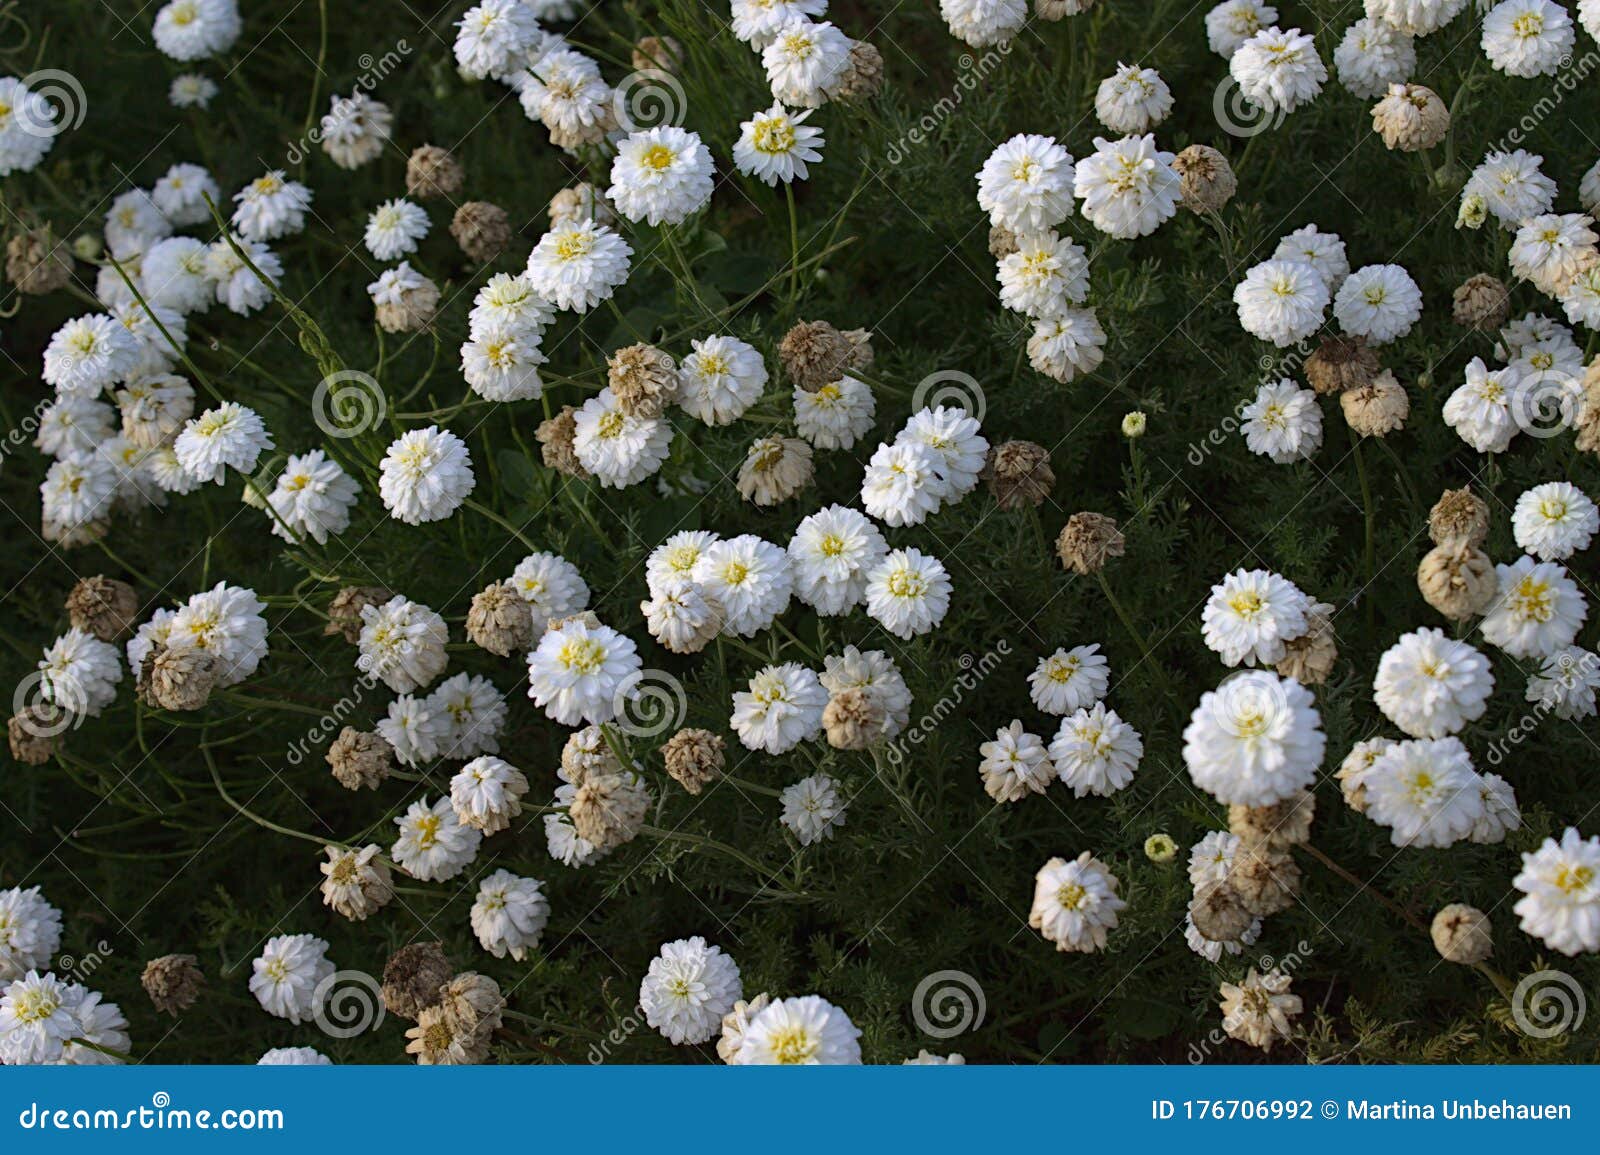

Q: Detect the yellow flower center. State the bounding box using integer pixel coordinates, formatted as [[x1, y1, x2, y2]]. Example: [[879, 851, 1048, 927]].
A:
[[752, 117, 796, 156], [1057, 882, 1087, 910], [722, 561, 750, 585], [1512, 576, 1554, 622], [886, 569, 927, 599], [555, 231, 593, 261], [818, 533, 846, 557], [1554, 864, 1594, 893], [1227, 591, 1264, 617], [767, 1025, 818, 1064], [557, 637, 606, 674], [640, 143, 675, 171], [596, 411, 625, 439]]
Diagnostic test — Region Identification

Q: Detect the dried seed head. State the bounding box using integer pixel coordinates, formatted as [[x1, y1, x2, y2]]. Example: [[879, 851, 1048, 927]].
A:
[[536, 405, 591, 479], [1304, 334, 1379, 395], [1189, 882, 1254, 943], [1228, 841, 1301, 917], [6, 226, 74, 295], [569, 773, 649, 853], [780, 320, 872, 392], [141, 953, 205, 1015], [822, 687, 885, 750], [466, 581, 534, 657], [1417, 540, 1498, 621], [1430, 903, 1493, 965], [1428, 487, 1490, 547], [1173, 144, 1237, 214], [141, 644, 219, 712], [375, 277, 441, 333], [327, 727, 394, 791], [1229, 790, 1316, 849], [834, 40, 885, 102], [325, 586, 393, 644], [65, 575, 140, 642], [661, 728, 725, 794], [405, 145, 464, 200], [631, 35, 683, 73], [1056, 512, 1124, 575], [737, 436, 814, 506], [1452, 273, 1511, 332], [382, 941, 453, 1021], [451, 201, 513, 264], [607, 344, 679, 417], [985, 440, 1055, 510]]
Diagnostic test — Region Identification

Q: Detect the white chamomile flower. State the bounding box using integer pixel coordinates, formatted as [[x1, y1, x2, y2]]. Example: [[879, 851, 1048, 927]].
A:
[[860, 440, 948, 526], [1465, 149, 1557, 228], [1483, 0, 1574, 78], [976, 134, 1076, 234], [35, 395, 115, 459], [1273, 224, 1350, 292], [794, 374, 874, 448], [640, 938, 743, 1046], [865, 548, 952, 639], [1510, 213, 1600, 296], [376, 694, 446, 768], [693, 534, 793, 636], [1202, 569, 1313, 668], [526, 616, 641, 726], [647, 530, 720, 597], [509, 552, 589, 632], [357, 595, 449, 694], [112, 299, 186, 378], [454, 0, 541, 79], [1365, 0, 1467, 35], [258, 1047, 331, 1065], [607, 126, 715, 227], [1513, 481, 1599, 559], [1513, 827, 1600, 955], [1050, 704, 1143, 797], [173, 402, 273, 485], [572, 388, 673, 488], [0, 972, 83, 1064], [43, 314, 141, 396], [248, 934, 333, 1025], [266, 449, 359, 544], [642, 579, 722, 655], [168, 74, 218, 109], [472, 870, 549, 960], [734, 104, 824, 185], [37, 629, 122, 718], [141, 237, 215, 315], [518, 48, 612, 145], [1183, 670, 1326, 806], [1443, 357, 1519, 453], [319, 91, 392, 170], [166, 583, 269, 686], [1583, 153, 1600, 215], [996, 230, 1090, 318], [1094, 63, 1173, 135], [1206, 1, 1279, 57], [450, 756, 528, 835], [940, 0, 1027, 47], [526, 218, 633, 313], [392, 796, 482, 882], [1335, 17, 1417, 98], [1028, 645, 1110, 715], [678, 335, 768, 425], [1230, 26, 1327, 116], [1241, 378, 1322, 464], [1559, 267, 1600, 328], [788, 504, 888, 615], [470, 273, 555, 341], [1073, 134, 1182, 240], [899, 405, 988, 499], [151, 162, 220, 228], [1334, 264, 1422, 344], [428, 672, 508, 760], [40, 456, 117, 544], [364, 198, 430, 261], [979, 721, 1054, 803], [1373, 628, 1493, 738], [1363, 737, 1484, 849], [1027, 308, 1107, 383], [734, 994, 861, 1064], [732, 663, 826, 754], [1527, 646, 1600, 720], [779, 775, 848, 847], [205, 234, 282, 316], [762, 18, 853, 107], [231, 170, 312, 242], [1029, 852, 1126, 953], [1481, 556, 1587, 658], [152, 0, 241, 62], [1234, 259, 1330, 346], [461, 324, 547, 403], [1471, 772, 1522, 845], [1188, 830, 1242, 887], [0, 77, 59, 176], [731, 0, 828, 49], [378, 426, 475, 524], [819, 646, 912, 738]]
